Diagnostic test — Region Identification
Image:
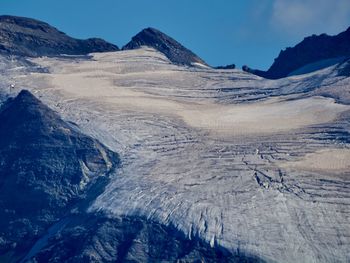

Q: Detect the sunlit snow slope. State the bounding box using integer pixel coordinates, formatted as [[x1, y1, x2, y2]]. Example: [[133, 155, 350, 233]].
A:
[[2, 48, 350, 263]]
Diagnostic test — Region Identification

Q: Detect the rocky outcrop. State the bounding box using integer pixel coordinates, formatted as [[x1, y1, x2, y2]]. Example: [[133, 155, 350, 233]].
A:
[[122, 27, 208, 67], [0, 15, 119, 57], [244, 27, 350, 79], [337, 58, 350, 77], [0, 90, 119, 260], [215, 64, 236, 70], [26, 213, 260, 263]]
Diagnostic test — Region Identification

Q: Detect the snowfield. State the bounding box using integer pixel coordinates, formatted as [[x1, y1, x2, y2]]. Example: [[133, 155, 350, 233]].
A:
[[2, 48, 350, 262]]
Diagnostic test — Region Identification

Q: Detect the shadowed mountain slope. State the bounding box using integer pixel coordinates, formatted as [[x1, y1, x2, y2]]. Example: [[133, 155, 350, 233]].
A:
[[28, 213, 264, 263], [0, 90, 119, 260]]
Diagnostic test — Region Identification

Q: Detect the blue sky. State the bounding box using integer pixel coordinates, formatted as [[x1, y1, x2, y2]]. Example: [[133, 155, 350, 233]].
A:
[[1, 0, 350, 69]]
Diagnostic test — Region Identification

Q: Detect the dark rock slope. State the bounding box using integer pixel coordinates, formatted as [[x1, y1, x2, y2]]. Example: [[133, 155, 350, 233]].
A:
[[0, 15, 119, 57], [244, 26, 350, 79], [337, 57, 350, 77], [123, 27, 208, 67], [0, 90, 119, 261], [27, 213, 263, 263], [215, 64, 236, 70]]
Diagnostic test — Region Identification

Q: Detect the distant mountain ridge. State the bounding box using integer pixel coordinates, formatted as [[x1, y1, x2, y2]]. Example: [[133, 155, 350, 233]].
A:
[[2, 15, 350, 76], [244, 26, 350, 79], [0, 15, 119, 57], [122, 27, 208, 67], [0, 15, 208, 67]]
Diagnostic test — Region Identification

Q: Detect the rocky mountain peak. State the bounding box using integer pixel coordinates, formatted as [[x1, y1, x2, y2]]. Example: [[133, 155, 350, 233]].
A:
[[0, 15, 119, 57], [122, 27, 208, 67], [0, 89, 67, 141], [0, 15, 65, 35], [244, 26, 350, 79]]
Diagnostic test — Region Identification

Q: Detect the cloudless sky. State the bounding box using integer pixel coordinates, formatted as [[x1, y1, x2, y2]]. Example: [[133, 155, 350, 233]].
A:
[[1, 0, 350, 69]]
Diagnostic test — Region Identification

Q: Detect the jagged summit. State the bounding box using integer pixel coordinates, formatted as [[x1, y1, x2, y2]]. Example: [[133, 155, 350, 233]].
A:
[[122, 27, 208, 67], [0, 89, 68, 138], [244, 26, 350, 79], [11, 88, 36, 101], [0, 15, 119, 57]]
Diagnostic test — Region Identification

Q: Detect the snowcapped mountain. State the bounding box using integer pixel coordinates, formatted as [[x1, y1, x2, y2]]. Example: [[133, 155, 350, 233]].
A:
[[244, 26, 350, 79], [122, 27, 208, 67], [0, 15, 350, 263]]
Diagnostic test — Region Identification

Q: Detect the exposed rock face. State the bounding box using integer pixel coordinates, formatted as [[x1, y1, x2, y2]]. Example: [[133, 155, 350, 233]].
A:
[[122, 27, 207, 67], [0, 15, 119, 57], [337, 58, 350, 77], [215, 64, 236, 70], [27, 213, 257, 263], [244, 27, 350, 79], [0, 90, 119, 260]]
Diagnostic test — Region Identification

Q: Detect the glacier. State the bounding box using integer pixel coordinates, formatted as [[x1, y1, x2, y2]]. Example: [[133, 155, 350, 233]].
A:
[[1, 47, 350, 262]]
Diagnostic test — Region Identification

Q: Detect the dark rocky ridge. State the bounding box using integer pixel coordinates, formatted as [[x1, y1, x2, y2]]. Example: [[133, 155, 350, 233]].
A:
[[337, 58, 350, 77], [244, 26, 350, 79], [0, 90, 119, 261], [122, 27, 208, 67], [215, 64, 236, 70], [0, 15, 119, 57], [27, 213, 264, 263]]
